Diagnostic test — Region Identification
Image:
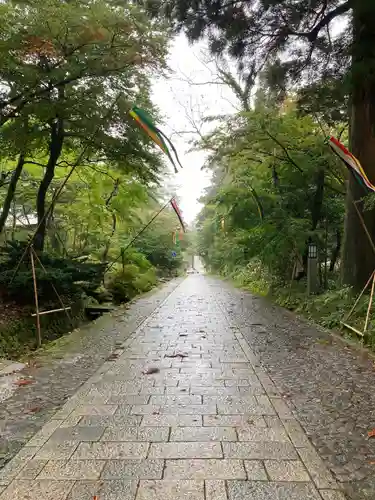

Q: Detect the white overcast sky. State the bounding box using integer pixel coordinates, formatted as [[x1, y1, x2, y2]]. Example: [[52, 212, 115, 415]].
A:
[[151, 34, 237, 224]]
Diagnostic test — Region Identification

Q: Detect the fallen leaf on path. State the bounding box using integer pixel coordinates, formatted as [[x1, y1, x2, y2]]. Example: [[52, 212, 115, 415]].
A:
[[179, 334, 188, 337], [142, 367, 160, 375], [27, 406, 41, 414], [368, 429, 375, 438], [15, 379, 33, 386], [165, 353, 188, 359], [106, 353, 119, 361]]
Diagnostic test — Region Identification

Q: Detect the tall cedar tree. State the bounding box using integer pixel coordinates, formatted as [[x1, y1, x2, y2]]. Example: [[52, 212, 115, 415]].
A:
[[149, 0, 375, 289]]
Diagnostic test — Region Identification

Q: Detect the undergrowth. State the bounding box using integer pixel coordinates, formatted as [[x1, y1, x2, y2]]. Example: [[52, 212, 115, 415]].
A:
[[228, 260, 375, 351]]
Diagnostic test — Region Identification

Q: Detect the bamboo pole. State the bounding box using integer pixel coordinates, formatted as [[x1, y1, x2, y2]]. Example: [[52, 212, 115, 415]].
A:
[[342, 270, 374, 323], [364, 272, 375, 334], [30, 247, 42, 347], [32, 248, 72, 323], [31, 307, 71, 317]]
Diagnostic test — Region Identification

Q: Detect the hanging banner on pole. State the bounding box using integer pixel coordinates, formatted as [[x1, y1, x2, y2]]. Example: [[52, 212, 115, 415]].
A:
[[129, 106, 183, 173], [171, 198, 186, 232], [328, 136, 375, 192]]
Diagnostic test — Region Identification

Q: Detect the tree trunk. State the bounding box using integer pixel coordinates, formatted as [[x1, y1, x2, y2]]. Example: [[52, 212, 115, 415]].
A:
[[34, 119, 64, 252], [330, 229, 341, 272], [0, 154, 25, 233], [342, 2, 375, 289], [102, 212, 117, 262]]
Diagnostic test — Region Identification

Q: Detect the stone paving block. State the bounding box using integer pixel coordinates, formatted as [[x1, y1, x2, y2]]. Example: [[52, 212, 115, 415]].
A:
[[102, 426, 169, 442], [70, 404, 118, 416], [164, 459, 246, 479], [170, 426, 236, 442], [227, 480, 322, 499], [204, 415, 266, 427], [107, 395, 150, 405], [282, 419, 311, 448], [0, 480, 74, 500], [67, 480, 138, 500], [255, 370, 279, 395], [223, 441, 298, 460], [149, 442, 222, 459], [131, 404, 162, 415], [59, 414, 83, 427], [16, 460, 48, 479], [53, 399, 80, 419], [34, 440, 78, 460], [72, 441, 149, 459], [141, 414, 202, 427], [244, 460, 268, 480], [25, 420, 62, 447], [298, 446, 338, 489], [140, 386, 166, 395], [319, 490, 347, 500], [48, 426, 105, 442], [270, 397, 294, 419], [218, 403, 275, 416], [79, 414, 142, 427], [203, 395, 257, 405], [205, 480, 227, 500], [159, 404, 217, 415], [0, 447, 38, 485], [102, 459, 164, 479], [224, 379, 251, 387], [38, 459, 105, 480], [190, 386, 240, 396], [136, 480, 204, 500], [150, 395, 202, 405], [264, 416, 284, 429], [264, 460, 310, 481], [165, 386, 191, 395], [237, 426, 290, 442]]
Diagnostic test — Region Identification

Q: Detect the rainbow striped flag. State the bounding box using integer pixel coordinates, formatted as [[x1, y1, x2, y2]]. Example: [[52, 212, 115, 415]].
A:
[[171, 198, 186, 232], [129, 106, 182, 173], [329, 136, 375, 192]]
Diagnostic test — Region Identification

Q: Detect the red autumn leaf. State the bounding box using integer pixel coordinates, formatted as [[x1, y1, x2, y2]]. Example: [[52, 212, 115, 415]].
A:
[[27, 406, 41, 414], [368, 429, 375, 438], [15, 379, 33, 386]]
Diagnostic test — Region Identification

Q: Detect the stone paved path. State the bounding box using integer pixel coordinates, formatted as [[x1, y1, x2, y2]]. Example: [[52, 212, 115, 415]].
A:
[[0, 275, 346, 499]]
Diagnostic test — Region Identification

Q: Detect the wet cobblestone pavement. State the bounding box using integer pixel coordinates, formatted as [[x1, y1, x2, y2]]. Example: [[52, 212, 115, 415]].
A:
[[0, 275, 357, 500], [211, 278, 375, 500], [0, 279, 183, 470]]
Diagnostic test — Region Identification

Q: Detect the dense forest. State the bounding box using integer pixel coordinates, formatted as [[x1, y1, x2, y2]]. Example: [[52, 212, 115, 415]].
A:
[[2, 0, 375, 355], [0, 0, 190, 357], [144, 0, 375, 347]]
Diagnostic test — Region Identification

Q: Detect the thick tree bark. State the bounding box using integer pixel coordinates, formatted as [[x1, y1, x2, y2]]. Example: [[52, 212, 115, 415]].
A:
[[0, 154, 25, 233], [34, 118, 64, 251], [330, 229, 341, 272], [342, 2, 375, 289]]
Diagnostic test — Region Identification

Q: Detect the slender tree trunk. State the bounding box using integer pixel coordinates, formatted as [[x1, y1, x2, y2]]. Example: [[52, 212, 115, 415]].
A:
[[102, 212, 117, 262], [0, 153, 25, 233], [330, 229, 341, 272], [342, 2, 375, 289], [34, 117, 64, 252]]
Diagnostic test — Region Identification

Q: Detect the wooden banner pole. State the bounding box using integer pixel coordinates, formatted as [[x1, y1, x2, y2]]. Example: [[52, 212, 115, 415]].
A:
[[30, 246, 42, 347]]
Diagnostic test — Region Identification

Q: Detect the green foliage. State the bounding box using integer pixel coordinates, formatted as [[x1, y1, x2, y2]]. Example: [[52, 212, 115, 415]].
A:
[[135, 210, 186, 275], [107, 264, 157, 303], [0, 241, 106, 305], [197, 103, 345, 285]]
